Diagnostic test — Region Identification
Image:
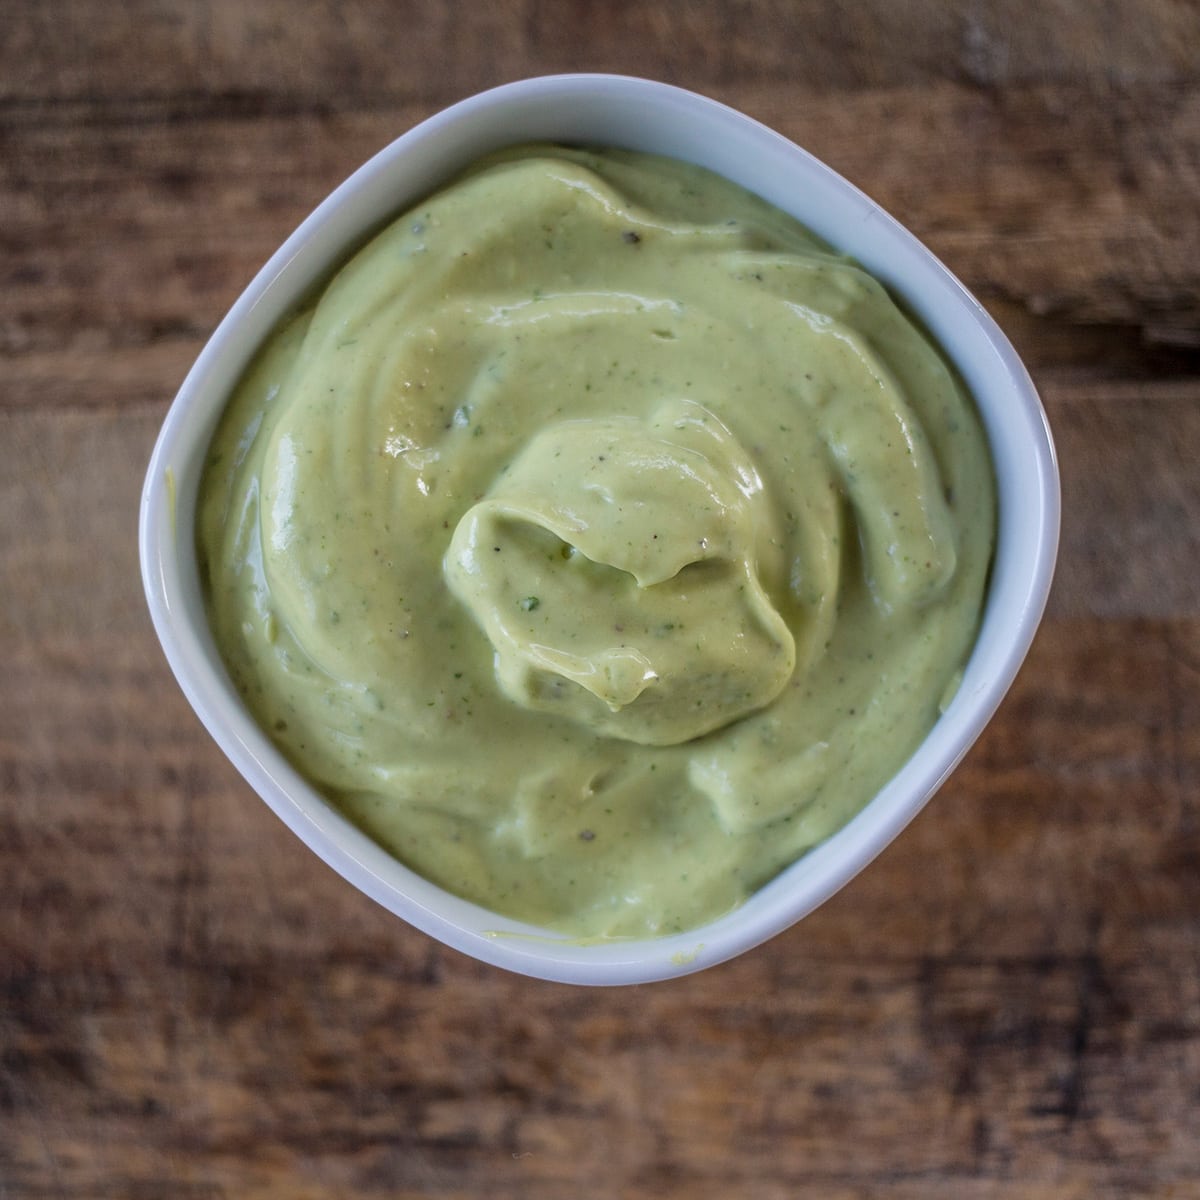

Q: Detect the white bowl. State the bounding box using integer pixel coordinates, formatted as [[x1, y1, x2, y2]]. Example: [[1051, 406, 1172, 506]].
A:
[[140, 74, 1059, 985]]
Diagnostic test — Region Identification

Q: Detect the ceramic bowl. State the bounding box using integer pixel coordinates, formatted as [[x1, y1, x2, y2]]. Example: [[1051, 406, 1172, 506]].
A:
[[139, 74, 1059, 985]]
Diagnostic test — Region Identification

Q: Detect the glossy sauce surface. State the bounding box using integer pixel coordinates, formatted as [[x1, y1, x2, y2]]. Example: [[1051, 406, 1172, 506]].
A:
[[197, 146, 995, 937]]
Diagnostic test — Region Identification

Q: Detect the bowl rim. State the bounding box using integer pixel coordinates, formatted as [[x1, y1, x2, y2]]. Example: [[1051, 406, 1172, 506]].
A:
[[139, 72, 1060, 985]]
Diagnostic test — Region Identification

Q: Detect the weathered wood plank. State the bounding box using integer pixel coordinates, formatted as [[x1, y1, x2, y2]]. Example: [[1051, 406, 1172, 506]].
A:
[[4, 0, 1198, 106], [1049, 379, 1200, 619], [3, 84, 1199, 380]]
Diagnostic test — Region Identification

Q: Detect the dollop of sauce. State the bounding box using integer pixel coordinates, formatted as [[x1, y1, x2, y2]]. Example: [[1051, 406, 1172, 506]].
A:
[[198, 146, 995, 938], [445, 399, 796, 744]]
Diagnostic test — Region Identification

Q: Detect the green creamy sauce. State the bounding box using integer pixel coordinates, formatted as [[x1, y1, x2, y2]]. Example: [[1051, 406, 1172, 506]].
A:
[[197, 146, 996, 938]]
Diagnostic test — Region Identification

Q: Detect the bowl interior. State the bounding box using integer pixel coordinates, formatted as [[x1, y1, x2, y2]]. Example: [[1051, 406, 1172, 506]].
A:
[[140, 75, 1059, 985]]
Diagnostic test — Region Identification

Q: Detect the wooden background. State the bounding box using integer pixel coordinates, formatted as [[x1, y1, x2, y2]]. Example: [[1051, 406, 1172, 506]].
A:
[[2, 2, 1198, 1196]]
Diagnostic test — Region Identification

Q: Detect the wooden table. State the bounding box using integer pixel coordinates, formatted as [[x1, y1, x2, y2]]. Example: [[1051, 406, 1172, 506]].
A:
[[3, 3, 1198, 1196]]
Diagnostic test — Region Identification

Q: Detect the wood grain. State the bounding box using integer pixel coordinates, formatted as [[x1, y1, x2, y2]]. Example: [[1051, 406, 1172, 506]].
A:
[[2, 2, 1199, 1196]]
